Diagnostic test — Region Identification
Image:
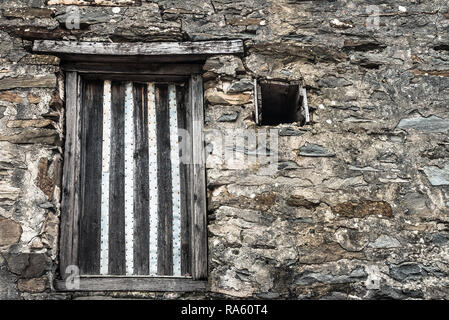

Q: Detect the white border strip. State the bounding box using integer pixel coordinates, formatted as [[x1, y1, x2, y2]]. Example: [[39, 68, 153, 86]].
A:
[[100, 80, 111, 275], [124, 82, 135, 275], [168, 85, 182, 276], [148, 83, 159, 275]]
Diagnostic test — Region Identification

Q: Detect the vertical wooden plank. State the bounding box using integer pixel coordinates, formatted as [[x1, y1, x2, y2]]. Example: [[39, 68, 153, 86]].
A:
[[78, 80, 103, 275], [133, 83, 150, 275], [169, 85, 182, 277], [100, 80, 111, 275], [60, 71, 81, 280], [190, 75, 207, 280], [109, 82, 126, 275], [124, 82, 135, 275], [147, 83, 159, 275], [177, 84, 192, 277], [155, 84, 173, 276]]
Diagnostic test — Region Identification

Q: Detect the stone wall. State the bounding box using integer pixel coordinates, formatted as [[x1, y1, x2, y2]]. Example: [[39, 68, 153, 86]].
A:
[[0, 0, 448, 299]]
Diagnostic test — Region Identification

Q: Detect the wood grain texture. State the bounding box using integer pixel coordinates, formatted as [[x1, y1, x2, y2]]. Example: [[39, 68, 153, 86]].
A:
[[190, 75, 208, 280], [133, 83, 150, 275], [155, 84, 173, 276], [108, 82, 126, 275], [78, 80, 103, 275], [34, 40, 244, 56], [62, 62, 202, 75], [55, 277, 206, 292], [177, 84, 192, 277], [60, 71, 81, 280]]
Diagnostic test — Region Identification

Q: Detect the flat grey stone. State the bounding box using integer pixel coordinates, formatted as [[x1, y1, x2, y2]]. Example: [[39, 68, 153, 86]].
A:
[[369, 235, 401, 248], [279, 127, 306, 136], [299, 143, 335, 157], [227, 80, 253, 93], [423, 164, 449, 186], [397, 115, 449, 133], [217, 112, 239, 122], [389, 263, 423, 281]]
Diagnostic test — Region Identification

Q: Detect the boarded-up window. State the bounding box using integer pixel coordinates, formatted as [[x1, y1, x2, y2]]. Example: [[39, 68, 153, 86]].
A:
[[59, 71, 207, 292], [79, 80, 191, 277]]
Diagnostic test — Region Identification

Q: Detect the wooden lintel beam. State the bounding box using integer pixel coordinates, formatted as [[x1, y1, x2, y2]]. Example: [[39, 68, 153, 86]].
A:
[[54, 277, 207, 292], [33, 40, 244, 56]]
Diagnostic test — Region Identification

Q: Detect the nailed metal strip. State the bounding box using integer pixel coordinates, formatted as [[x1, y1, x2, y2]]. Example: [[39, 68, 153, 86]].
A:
[[147, 83, 159, 275], [100, 80, 111, 275], [168, 85, 182, 277], [124, 82, 135, 275]]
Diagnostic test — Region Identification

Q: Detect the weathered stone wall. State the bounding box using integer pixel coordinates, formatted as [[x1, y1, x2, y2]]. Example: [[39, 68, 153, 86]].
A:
[[0, 0, 448, 299]]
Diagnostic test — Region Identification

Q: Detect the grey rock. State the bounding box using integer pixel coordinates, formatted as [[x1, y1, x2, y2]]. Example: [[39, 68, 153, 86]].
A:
[[5, 253, 48, 279], [397, 116, 449, 133], [318, 76, 352, 88], [430, 233, 449, 245], [227, 80, 254, 93], [38, 202, 54, 209], [217, 112, 239, 122], [295, 267, 367, 285], [278, 160, 299, 170], [403, 192, 429, 214], [368, 235, 401, 248], [0, 106, 6, 119], [423, 164, 449, 186], [0, 268, 19, 300], [389, 263, 423, 281], [256, 292, 280, 299], [299, 143, 335, 157], [279, 127, 306, 136]]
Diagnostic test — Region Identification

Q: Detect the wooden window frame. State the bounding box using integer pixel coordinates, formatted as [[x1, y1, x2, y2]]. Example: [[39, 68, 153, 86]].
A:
[[34, 40, 244, 292], [57, 67, 207, 292]]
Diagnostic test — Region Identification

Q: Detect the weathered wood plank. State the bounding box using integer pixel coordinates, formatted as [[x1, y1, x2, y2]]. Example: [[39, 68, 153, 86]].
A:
[[177, 84, 191, 277], [33, 40, 244, 56], [155, 84, 173, 276], [190, 75, 208, 280], [80, 74, 188, 83], [62, 62, 202, 75], [133, 83, 150, 275], [108, 82, 126, 275], [78, 80, 103, 275], [60, 71, 81, 280], [55, 277, 206, 292]]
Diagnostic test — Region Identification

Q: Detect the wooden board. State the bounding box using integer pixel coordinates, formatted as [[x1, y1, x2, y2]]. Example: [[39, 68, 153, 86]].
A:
[[132, 83, 150, 275], [60, 71, 82, 280], [78, 80, 103, 275], [33, 40, 244, 56], [177, 84, 192, 277], [108, 82, 126, 275], [190, 75, 208, 280], [55, 277, 206, 292], [155, 84, 173, 276]]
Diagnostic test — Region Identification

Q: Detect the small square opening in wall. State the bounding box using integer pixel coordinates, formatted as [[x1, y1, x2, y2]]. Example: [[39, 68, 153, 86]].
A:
[[255, 80, 309, 126]]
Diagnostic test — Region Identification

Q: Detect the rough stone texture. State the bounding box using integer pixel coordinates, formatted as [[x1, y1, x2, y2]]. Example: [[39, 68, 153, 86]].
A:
[[0, 0, 448, 300], [332, 200, 394, 219], [423, 164, 449, 186], [17, 277, 47, 293], [0, 216, 22, 247]]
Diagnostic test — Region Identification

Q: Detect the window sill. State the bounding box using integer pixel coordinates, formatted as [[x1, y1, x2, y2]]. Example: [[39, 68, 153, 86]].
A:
[[55, 276, 207, 292]]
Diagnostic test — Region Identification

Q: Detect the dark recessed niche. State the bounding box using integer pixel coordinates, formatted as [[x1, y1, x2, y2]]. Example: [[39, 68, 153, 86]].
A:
[[256, 80, 307, 126]]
